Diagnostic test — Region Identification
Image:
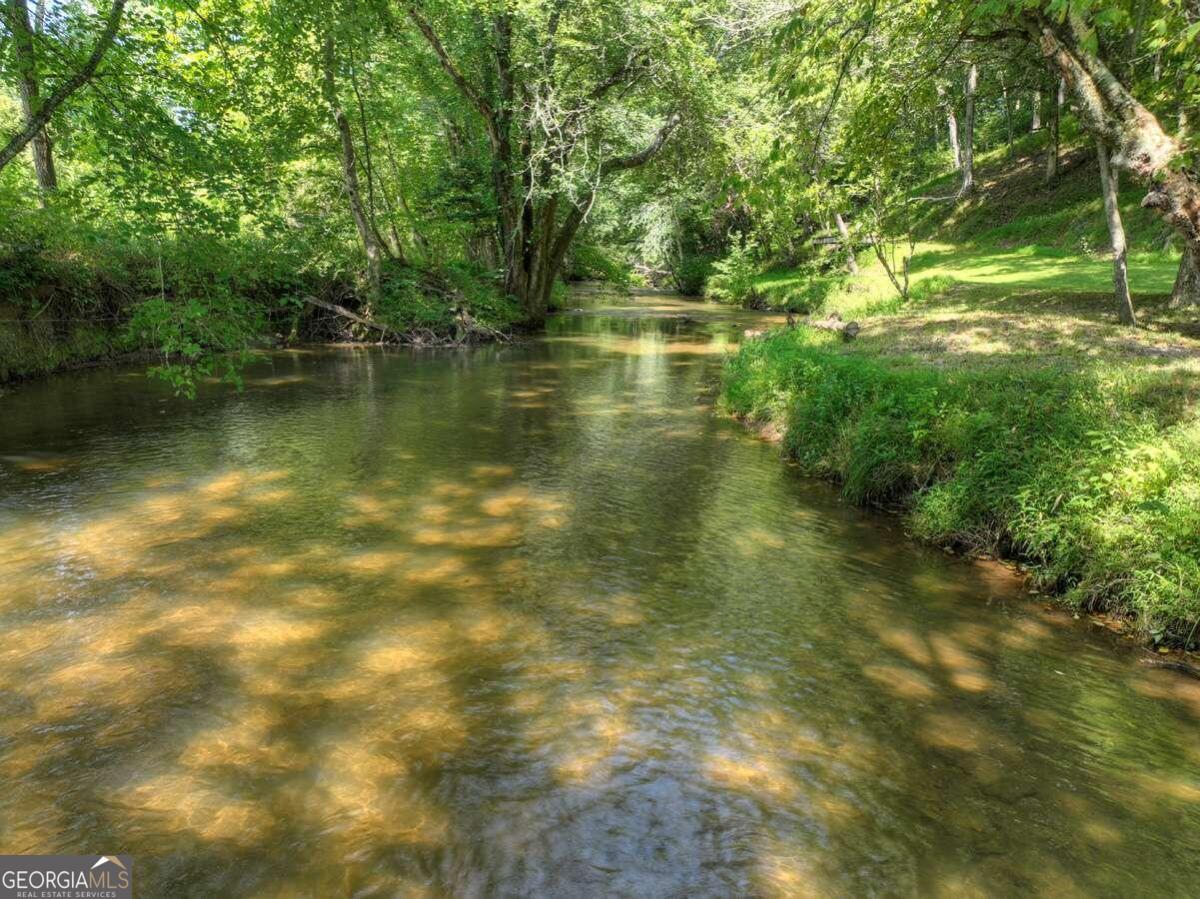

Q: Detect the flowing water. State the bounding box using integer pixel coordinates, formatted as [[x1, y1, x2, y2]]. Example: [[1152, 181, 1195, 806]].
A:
[[1, 293, 1198, 897]]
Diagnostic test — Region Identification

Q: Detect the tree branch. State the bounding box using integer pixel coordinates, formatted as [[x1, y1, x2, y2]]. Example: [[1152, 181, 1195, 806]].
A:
[[0, 0, 127, 174], [600, 111, 682, 175], [405, 4, 495, 128]]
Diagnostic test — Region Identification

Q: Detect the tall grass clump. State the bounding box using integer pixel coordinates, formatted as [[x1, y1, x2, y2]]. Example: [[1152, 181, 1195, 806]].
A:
[[722, 327, 1200, 644]]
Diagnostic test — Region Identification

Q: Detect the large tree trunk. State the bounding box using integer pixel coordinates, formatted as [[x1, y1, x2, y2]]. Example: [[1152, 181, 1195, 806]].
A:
[[320, 34, 384, 309], [0, 0, 126, 176], [959, 63, 977, 195], [7, 0, 56, 198], [1097, 143, 1136, 325], [835, 212, 859, 274], [1022, 10, 1200, 305]]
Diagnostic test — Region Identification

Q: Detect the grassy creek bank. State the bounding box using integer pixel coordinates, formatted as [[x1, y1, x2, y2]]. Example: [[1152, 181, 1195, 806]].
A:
[[721, 312, 1200, 649], [707, 143, 1200, 651]]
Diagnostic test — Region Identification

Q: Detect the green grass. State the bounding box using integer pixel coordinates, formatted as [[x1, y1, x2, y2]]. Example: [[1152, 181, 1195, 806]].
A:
[[752, 242, 1179, 322], [722, 326, 1200, 644], [724, 144, 1200, 645], [752, 139, 1182, 319]]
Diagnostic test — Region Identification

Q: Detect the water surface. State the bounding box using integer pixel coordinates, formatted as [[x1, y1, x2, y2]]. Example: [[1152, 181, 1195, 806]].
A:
[[1, 293, 1198, 896]]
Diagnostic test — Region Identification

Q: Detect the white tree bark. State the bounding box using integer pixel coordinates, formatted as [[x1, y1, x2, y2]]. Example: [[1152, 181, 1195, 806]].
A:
[[835, 212, 858, 275]]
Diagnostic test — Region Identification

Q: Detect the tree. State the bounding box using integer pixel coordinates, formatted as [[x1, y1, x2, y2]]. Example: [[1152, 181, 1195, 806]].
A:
[[938, 84, 961, 169], [1097, 141, 1136, 326], [1045, 73, 1062, 181], [959, 61, 977, 194], [6, 0, 57, 197], [405, 0, 695, 321], [0, 0, 127, 176], [835, 211, 859, 274], [999, 4, 1200, 305], [319, 29, 387, 309]]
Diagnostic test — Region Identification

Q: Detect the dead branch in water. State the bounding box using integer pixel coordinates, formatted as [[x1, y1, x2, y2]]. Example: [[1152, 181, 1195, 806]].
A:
[[302, 296, 509, 346], [302, 296, 402, 339]]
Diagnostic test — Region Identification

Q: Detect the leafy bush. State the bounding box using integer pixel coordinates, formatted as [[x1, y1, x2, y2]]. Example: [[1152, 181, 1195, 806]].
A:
[[705, 236, 760, 306], [0, 198, 520, 387], [568, 243, 633, 286]]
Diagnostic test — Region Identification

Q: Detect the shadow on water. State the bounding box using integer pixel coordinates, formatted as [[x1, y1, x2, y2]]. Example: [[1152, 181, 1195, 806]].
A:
[[0, 294, 1198, 896]]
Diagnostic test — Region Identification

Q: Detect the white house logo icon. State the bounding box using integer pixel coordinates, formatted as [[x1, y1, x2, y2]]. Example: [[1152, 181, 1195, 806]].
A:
[[0, 854, 133, 898]]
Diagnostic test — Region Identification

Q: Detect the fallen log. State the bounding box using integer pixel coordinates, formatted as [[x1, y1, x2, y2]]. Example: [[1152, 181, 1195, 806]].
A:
[[302, 296, 402, 340], [807, 311, 860, 341]]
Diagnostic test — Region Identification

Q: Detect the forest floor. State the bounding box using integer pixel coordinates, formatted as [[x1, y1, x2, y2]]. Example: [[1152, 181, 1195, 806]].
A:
[[722, 147, 1200, 647]]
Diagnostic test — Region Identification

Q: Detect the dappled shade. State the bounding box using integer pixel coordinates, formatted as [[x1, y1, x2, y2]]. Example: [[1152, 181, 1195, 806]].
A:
[[0, 305, 1198, 895]]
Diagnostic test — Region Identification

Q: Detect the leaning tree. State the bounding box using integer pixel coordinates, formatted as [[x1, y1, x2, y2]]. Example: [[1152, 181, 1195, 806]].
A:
[[973, 1, 1200, 306]]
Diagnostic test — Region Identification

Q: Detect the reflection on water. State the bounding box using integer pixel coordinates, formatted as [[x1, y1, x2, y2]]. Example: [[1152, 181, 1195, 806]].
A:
[[1, 294, 1198, 896]]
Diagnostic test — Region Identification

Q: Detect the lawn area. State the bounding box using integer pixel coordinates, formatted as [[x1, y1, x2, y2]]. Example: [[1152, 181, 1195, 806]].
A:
[[754, 242, 1180, 322]]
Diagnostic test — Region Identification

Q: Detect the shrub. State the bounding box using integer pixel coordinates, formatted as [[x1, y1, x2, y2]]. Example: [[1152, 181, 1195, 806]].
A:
[[705, 236, 760, 306]]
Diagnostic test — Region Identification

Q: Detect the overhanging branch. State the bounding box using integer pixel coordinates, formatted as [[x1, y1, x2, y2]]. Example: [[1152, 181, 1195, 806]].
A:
[[406, 4, 496, 129], [0, 0, 127, 174], [600, 111, 682, 175]]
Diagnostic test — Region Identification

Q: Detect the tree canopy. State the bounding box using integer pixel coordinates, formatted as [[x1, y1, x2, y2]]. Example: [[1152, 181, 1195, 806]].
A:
[[2, 0, 1198, 387]]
